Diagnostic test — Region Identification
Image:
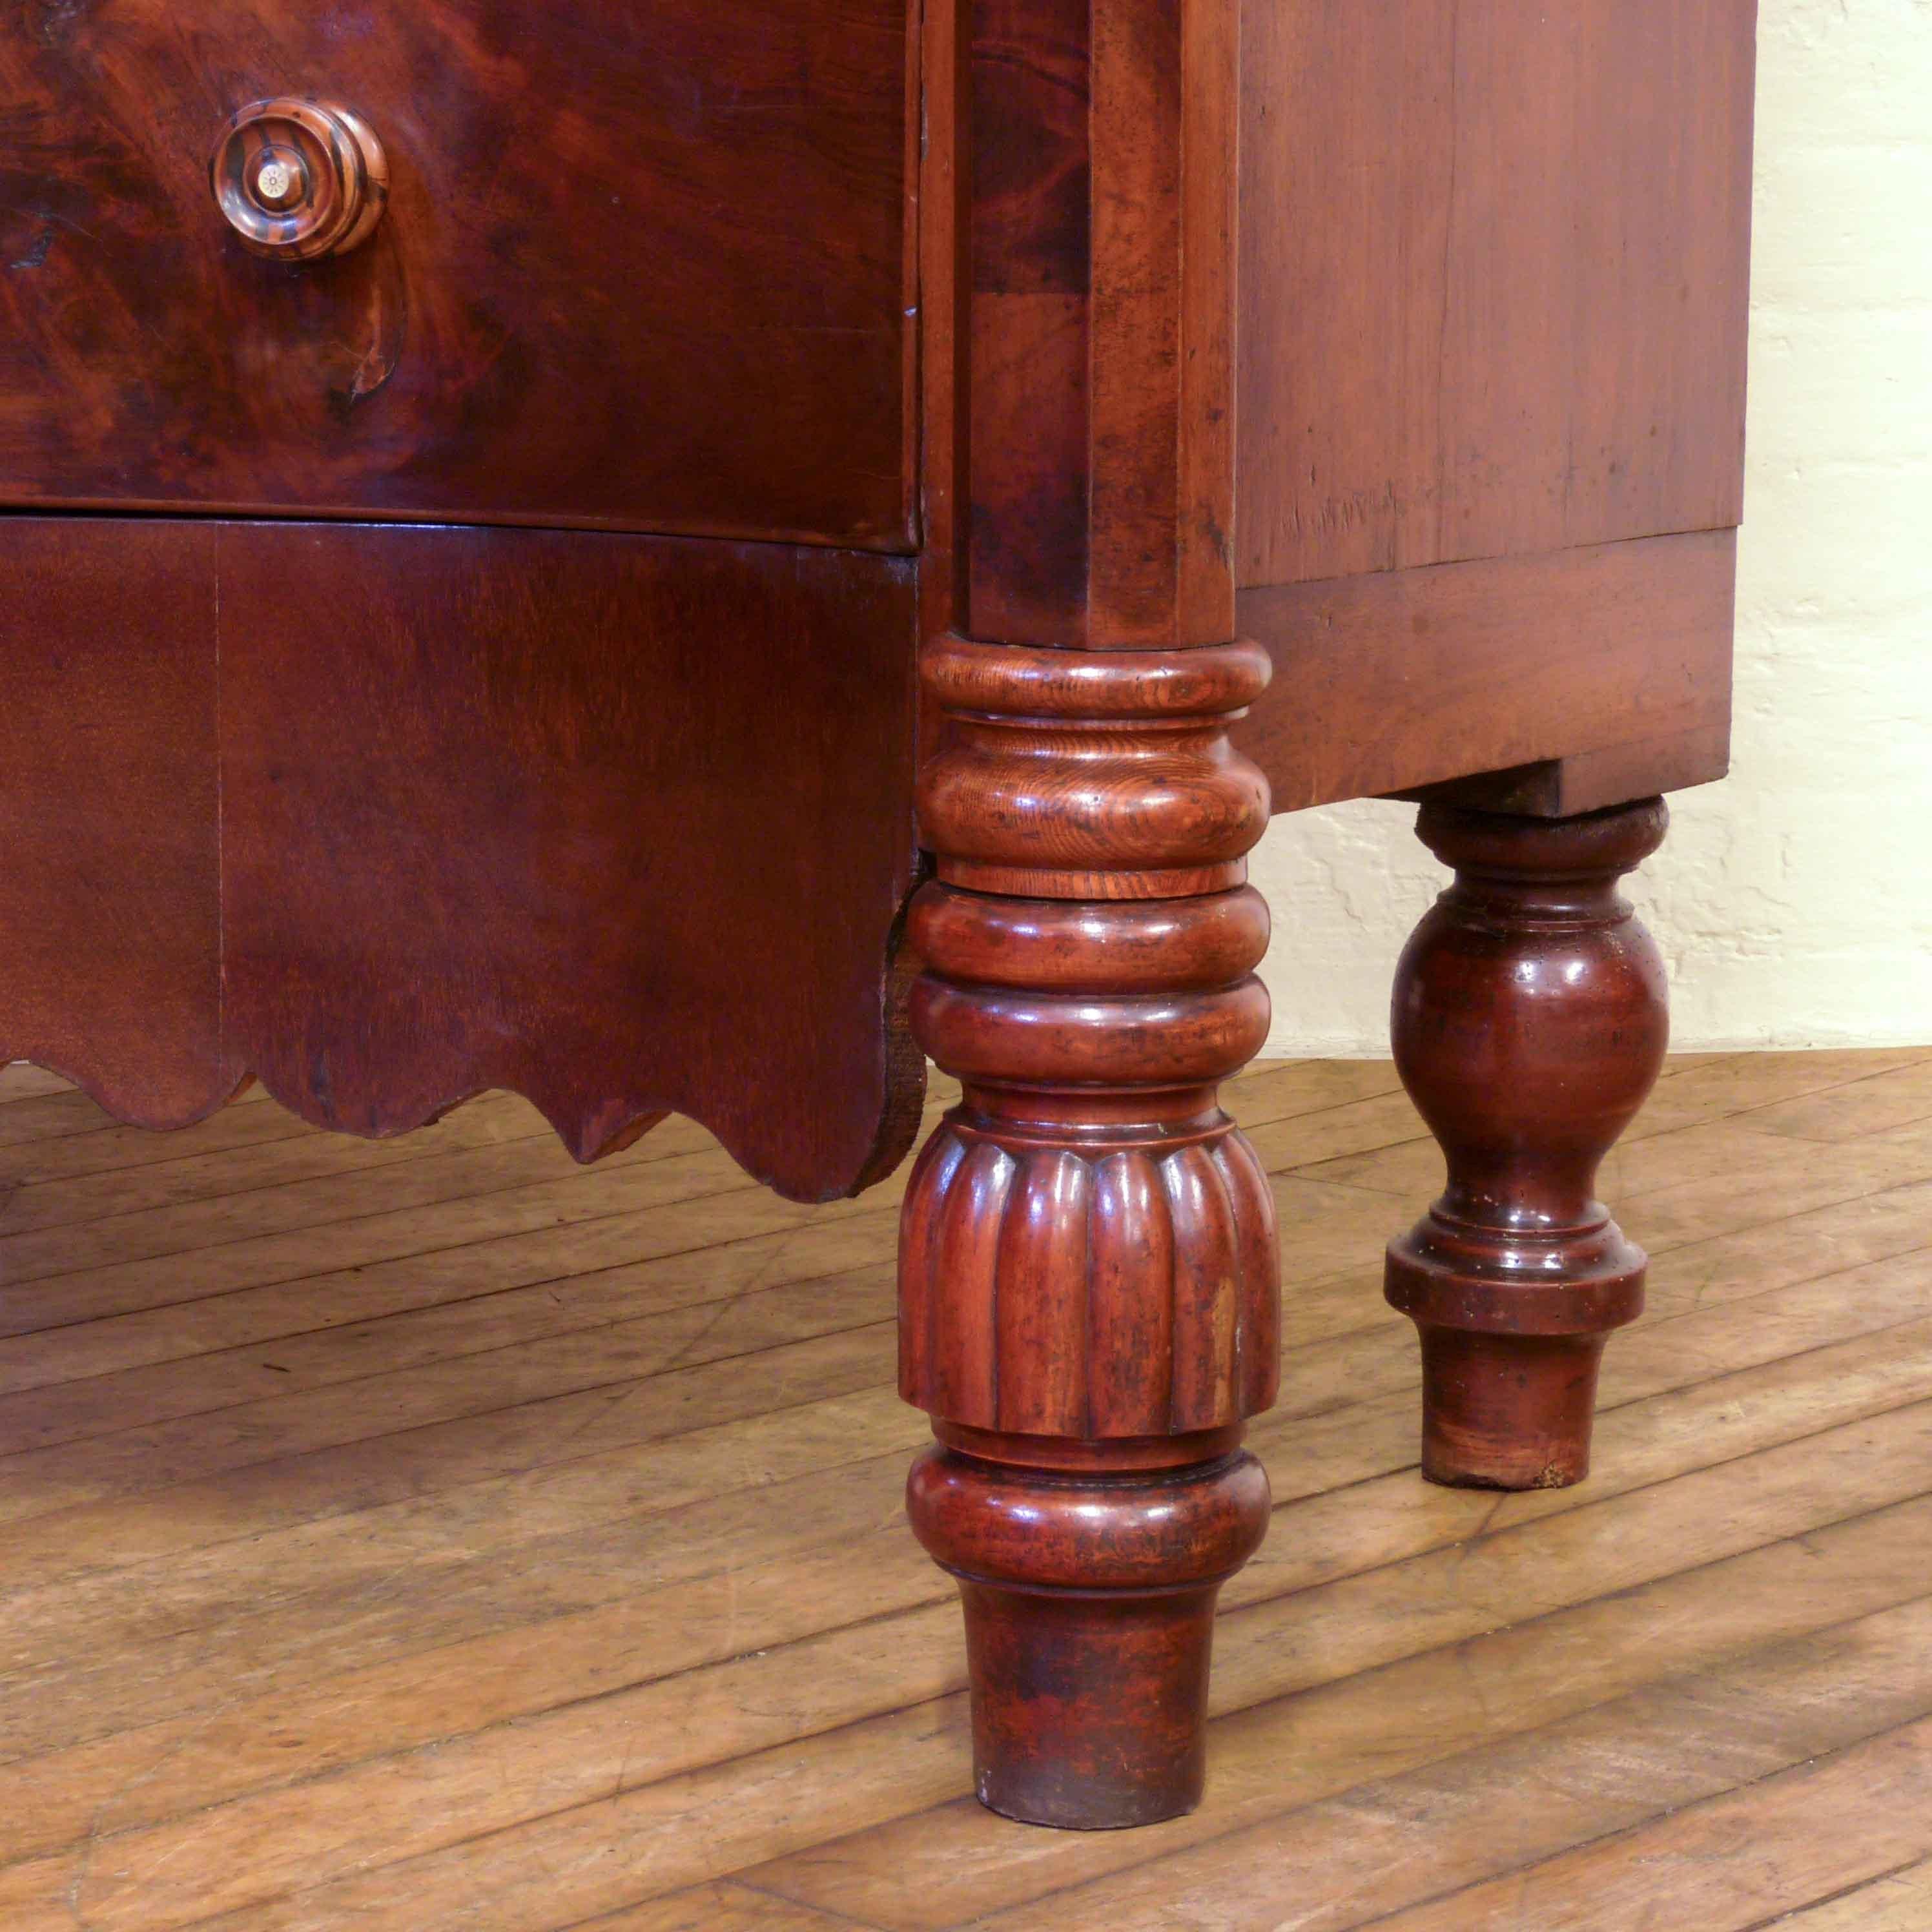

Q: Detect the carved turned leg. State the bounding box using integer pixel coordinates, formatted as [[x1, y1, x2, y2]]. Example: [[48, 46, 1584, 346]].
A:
[[1387, 798, 1670, 1490], [899, 635, 1280, 1829]]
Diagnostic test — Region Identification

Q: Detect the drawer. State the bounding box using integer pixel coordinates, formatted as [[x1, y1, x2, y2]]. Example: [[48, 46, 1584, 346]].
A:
[[0, 2, 914, 550]]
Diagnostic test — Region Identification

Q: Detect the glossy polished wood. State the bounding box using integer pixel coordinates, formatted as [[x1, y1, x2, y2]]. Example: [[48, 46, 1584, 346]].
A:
[[1237, 0, 1757, 590], [900, 0, 1284, 1820], [0, 0, 1762, 1850], [896, 0, 1745, 1829], [963, 0, 1236, 646], [901, 632, 1278, 1825], [0, 518, 924, 1201], [209, 98, 391, 261], [1387, 800, 1672, 1488], [908, 1432, 1270, 1826], [0, 0, 912, 549]]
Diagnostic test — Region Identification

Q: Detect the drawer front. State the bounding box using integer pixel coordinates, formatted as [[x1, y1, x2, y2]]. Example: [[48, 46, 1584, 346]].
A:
[[0, 3, 913, 549]]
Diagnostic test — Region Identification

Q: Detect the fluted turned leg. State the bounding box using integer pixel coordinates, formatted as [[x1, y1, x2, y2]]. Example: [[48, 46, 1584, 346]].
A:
[[1386, 798, 1671, 1490], [898, 635, 1280, 1829]]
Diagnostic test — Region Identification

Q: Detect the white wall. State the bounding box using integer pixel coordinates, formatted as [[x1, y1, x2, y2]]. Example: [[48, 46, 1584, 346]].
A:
[[1251, 0, 1932, 1056]]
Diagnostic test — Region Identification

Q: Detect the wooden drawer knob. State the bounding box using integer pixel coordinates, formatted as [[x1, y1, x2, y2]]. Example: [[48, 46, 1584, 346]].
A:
[[211, 98, 389, 260]]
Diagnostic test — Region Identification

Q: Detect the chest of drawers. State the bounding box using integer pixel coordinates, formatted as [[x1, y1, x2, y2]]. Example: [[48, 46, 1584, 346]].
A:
[[0, 0, 1755, 1834]]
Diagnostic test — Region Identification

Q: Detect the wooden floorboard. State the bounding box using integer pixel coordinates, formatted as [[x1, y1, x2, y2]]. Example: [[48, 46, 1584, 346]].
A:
[[0, 1049, 1927, 1929]]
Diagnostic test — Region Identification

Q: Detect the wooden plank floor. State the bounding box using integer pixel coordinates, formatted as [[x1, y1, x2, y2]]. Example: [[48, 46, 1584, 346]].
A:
[[1, 1048, 1930, 1931]]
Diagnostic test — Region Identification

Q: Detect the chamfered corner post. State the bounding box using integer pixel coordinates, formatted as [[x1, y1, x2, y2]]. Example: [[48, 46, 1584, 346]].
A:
[[897, 634, 1280, 1829], [1385, 797, 1672, 1490]]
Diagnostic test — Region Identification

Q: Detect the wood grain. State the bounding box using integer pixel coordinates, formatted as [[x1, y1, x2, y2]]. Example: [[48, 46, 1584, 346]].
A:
[[901, 633, 1277, 1825], [753, 1417, 1932, 1931], [0, 1051, 1926, 1926], [0, 523, 225, 1127], [959, 1599, 1932, 1930], [0, 518, 924, 1199], [0, 0, 912, 549], [1769, 1857, 1932, 1932], [1237, 0, 1758, 588], [1232, 531, 1736, 810], [209, 97, 391, 261], [1385, 799, 1671, 1488], [1366, 1718, 1932, 1931], [0, 0, 1771, 1884], [963, 0, 1237, 646]]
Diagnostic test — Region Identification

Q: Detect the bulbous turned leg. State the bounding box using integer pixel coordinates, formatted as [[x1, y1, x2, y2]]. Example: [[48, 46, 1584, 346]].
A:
[[899, 635, 1280, 1828], [1386, 797, 1671, 1490]]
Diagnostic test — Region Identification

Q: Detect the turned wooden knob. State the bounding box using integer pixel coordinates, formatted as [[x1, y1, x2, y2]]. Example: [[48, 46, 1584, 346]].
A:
[[211, 99, 389, 260]]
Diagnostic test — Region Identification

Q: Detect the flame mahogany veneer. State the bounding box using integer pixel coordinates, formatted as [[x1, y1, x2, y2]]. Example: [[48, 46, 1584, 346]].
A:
[[0, 0, 1754, 1833], [0, 0, 914, 548]]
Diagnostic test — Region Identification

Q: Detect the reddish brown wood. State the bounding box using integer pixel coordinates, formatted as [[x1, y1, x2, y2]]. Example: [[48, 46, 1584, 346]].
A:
[[0, 0, 911, 550], [0, 517, 924, 1202], [1, 0, 1763, 1848], [901, 633, 1277, 1827], [1386, 799, 1672, 1489], [1232, 532, 1736, 811], [209, 98, 391, 260], [0, 523, 227, 1130], [901, 0, 1280, 1827], [965, 0, 1236, 646], [1398, 728, 1735, 821], [916, 0, 969, 661], [1237, 0, 1758, 589], [908, 1427, 1268, 1825]]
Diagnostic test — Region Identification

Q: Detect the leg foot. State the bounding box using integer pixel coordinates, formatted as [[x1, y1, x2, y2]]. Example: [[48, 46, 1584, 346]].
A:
[[1413, 1330, 1608, 1488], [1386, 798, 1671, 1492], [907, 1432, 1269, 1827]]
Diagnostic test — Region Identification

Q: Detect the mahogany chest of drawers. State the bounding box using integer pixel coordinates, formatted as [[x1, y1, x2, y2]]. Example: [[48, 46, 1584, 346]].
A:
[[1, 0, 1755, 1833]]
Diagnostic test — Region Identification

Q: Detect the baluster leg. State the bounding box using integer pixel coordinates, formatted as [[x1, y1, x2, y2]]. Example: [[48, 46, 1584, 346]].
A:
[[1386, 798, 1671, 1490]]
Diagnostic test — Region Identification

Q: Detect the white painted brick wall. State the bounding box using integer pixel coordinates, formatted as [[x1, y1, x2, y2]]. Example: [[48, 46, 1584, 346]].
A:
[[1251, 0, 1932, 1054]]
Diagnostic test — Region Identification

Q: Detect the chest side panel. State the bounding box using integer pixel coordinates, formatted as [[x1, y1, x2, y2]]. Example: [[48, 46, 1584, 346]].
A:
[[1237, 0, 1757, 589], [0, 1, 913, 550]]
